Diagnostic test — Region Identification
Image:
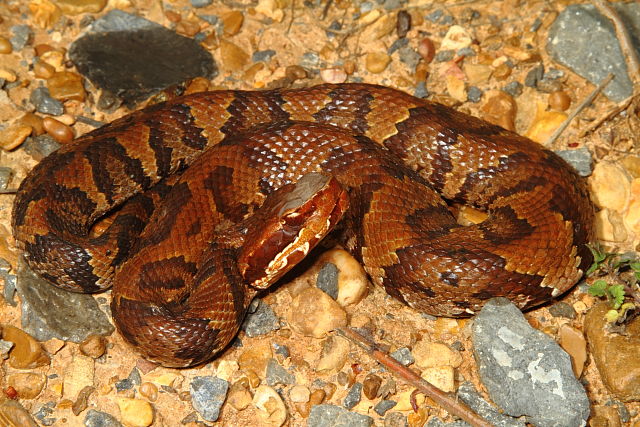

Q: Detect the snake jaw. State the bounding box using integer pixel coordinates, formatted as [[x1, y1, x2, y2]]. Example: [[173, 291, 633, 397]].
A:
[[237, 173, 349, 290]]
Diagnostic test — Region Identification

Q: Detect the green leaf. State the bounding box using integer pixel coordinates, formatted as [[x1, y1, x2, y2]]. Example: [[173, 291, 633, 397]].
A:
[[588, 280, 608, 297], [608, 284, 626, 309], [605, 309, 620, 323], [588, 244, 607, 263], [630, 261, 640, 271]]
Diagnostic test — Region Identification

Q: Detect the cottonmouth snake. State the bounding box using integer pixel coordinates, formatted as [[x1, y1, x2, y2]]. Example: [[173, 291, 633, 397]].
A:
[[12, 83, 594, 367]]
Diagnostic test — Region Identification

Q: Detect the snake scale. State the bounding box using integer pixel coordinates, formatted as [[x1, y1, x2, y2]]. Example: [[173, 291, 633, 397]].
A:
[[12, 83, 594, 367]]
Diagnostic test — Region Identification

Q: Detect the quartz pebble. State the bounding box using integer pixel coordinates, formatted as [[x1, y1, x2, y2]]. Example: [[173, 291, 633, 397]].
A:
[[256, 0, 285, 22], [2, 325, 50, 369], [253, 385, 288, 426], [288, 287, 347, 338], [117, 397, 154, 427], [365, 52, 391, 74], [43, 117, 74, 144], [139, 382, 158, 402], [289, 385, 310, 403], [318, 249, 368, 307], [558, 324, 587, 377], [524, 102, 567, 143], [79, 334, 107, 358], [589, 162, 630, 213], [316, 335, 350, 374], [7, 373, 46, 399], [320, 68, 347, 84], [412, 341, 462, 369], [420, 366, 456, 392], [47, 71, 86, 102], [440, 25, 473, 50]]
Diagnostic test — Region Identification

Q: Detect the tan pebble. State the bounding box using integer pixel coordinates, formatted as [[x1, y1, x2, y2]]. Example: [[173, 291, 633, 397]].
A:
[[117, 397, 154, 427], [572, 301, 588, 314], [2, 325, 50, 369], [320, 68, 347, 84], [243, 62, 266, 82], [18, 112, 45, 135], [72, 385, 95, 416], [463, 63, 492, 85], [309, 388, 326, 405], [585, 302, 640, 401], [57, 398, 73, 409], [47, 71, 86, 102], [0, 36, 12, 54], [415, 62, 429, 83], [350, 314, 372, 329], [370, 14, 396, 40], [421, 366, 455, 392], [0, 123, 33, 151], [548, 90, 571, 111], [285, 65, 307, 81], [591, 405, 622, 427], [412, 341, 462, 369], [359, 9, 381, 26], [524, 101, 567, 143], [0, 400, 38, 426], [417, 37, 435, 63], [295, 401, 310, 418], [434, 318, 461, 336], [144, 370, 182, 388], [365, 52, 391, 74], [316, 335, 350, 374], [246, 370, 261, 388], [56, 113, 76, 126], [480, 91, 517, 131], [175, 20, 201, 38], [40, 50, 65, 70], [440, 25, 473, 50], [42, 338, 65, 355], [255, 0, 284, 22], [343, 60, 356, 75], [362, 373, 382, 399], [394, 389, 425, 411], [215, 360, 239, 381], [238, 340, 273, 376], [589, 162, 631, 212], [595, 208, 628, 243], [288, 287, 347, 338], [318, 249, 368, 307], [227, 381, 252, 410], [63, 354, 95, 399], [79, 334, 106, 358], [252, 385, 287, 426], [622, 155, 640, 179], [55, 0, 107, 15], [220, 39, 250, 73], [164, 10, 181, 23], [0, 68, 17, 82], [222, 11, 244, 36], [408, 407, 429, 427], [492, 62, 512, 80], [185, 77, 210, 95], [445, 74, 466, 103], [28, 0, 62, 29], [139, 382, 158, 402], [558, 324, 587, 378], [623, 178, 640, 234], [34, 43, 54, 57], [289, 385, 310, 403], [7, 373, 46, 399], [43, 117, 74, 144]]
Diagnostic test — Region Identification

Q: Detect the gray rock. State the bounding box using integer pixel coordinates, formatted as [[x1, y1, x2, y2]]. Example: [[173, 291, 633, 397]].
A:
[[398, 46, 421, 72], [69, 10, 216, 107], [191, 0, 212, 7], [555, 147, 593, 177], [373, 399, 397, 416], [0, 167, 13, 190], [384, 412, 408, 427], [22, 135, 61, 161], [547, 3, 640, 102], [426, 418, 467, 427], [472, 298, 590, 427], [189, 376, 229, 422], [414, 81, 428, 98], [457, 382, 526, 427], [548, 302, 577, 319], [0, 339, 13, 359], [265, 358, 295, 386], [34, 402, 55, 426], [317, 263, 339, 299], [0, 258, 17, 306], [84, 409, 123, 427], [308, 404, 373, 427], [16, 258, 114, 342], [425, 10, 443, 23], [343, 382, 362, 409], [524, 64, 544, 88], [30, 87, 64, 116], [10, 25, 33, 51], [273, 342, 290, 358], [300, 51, 321, 69], [467, 86, 483, 103], [457, 47, 476, 57], [252, 49, 276, 63], [503, 81, 523, 97], [241, 299, 279, 337], [434, 50, 455, 62], [388, 38, 409, 55], [390, 347, 414, 366]]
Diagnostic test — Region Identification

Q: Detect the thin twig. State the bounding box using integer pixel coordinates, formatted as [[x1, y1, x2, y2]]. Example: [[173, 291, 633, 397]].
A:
[[592, 0, 640, 89], [0, 188, 18, 194], [321, 0, 333, 20], [336, 328, 494, 427], [544, 73, 615, 146], [286, 0, 296, 34], [579, 94, 634, 137]]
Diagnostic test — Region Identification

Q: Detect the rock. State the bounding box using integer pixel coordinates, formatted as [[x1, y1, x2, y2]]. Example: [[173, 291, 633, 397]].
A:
[[480, 91, 517, 131], [524, 102, 567, 143], [467, 86, 483, 103], [417, 37, 435, 63], [362, 373, 382, 399], [190, 376, 229, 422], [308, 404, 373, 427], [318, 249, 368, 307], [384, 412, 408, 427], [116, 398, 154, 427], [393, 389, 424, 411], [412, 341, 462, 369], [55, 0, 107, 15], [7, 373, 46, 399], [547, 3, 640, 102], [584, 302, 640, 401], [241, 299, 279, 337], [139, 382, 158, 402], [215, 359, 239, 381], [320, 68, 348, 84], [365, 52, 391, 74], [252, 49, 276, 63], [63, 354, 95, 399], [191, 0, 212, 7], [472, 298, 590, 427], [0, 400, 38, 427], [421, 366, 456, 392], [548, 90, 572, 111], [558, 324, 587, 378], [227, 380, 252, 410], [69, 10, 216, 106], [343, 382, 362, 409], [316, 335, 350, 374], [624, 179, 640, 235], [0, 122, 32, 151], [288, 287, 347, 338], [457, 382, 526, 427], [22, 135, 61, 161], [253, 385, 288, 426], [289, 385, 310, 403], [30, 87, 64, 116], [84, 409, 122, 427], [440, 25, 473, 51], [390, 347, 414, 366], [503, 81, 523, 97], [221, 10, 243, 35], [43, 117, 74, 144], [79, 334, 107, 359], [10, 25, 33, 51], [1, 325, 50, 369], [16, 259, 114, 343], [255, 0, 285, 22], [316, 262, 339, 299], [589, 162, 631, 212], [0, 36, 12, 54], [374, 400, 397, 416], [219, 39, 250, 73], [555, 147, 593, 177], [46, 71, 86, 102], [238, 340, 273, 376], [266, 358, 295, 386]]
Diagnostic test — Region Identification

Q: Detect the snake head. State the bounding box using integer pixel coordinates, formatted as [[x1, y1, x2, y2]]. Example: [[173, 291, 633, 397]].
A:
[[238, 173, 349, 290]]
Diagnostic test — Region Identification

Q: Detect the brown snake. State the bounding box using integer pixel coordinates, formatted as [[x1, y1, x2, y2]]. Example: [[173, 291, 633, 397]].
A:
[[12, 83, 594, 367]]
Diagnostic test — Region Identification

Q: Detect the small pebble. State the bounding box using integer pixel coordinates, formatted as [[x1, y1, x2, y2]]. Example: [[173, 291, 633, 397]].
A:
[[320, 68, 347, 84], [241, 299, 279, 337], [222, 10, 244, 36], [365, 52, 391, 74], [316, 263, 339, 299], [558, 324, 587, 378], [43, 117, 74, 144], [549, 90, 572, 111], [139, 382, 158, 402], [47, 71, 86, 102], [548, 302, 577, 319], [493, 62, 512, 80], [84, 409, 120, 427], [390, 347, 414, 366], [480, 91, 517, 131], [412, 340, 462, 369], [7, 373, 46, 399], [362, 373, 382, 399], [396, 10, 411, 38], [253, 385, 288, 426], [238, 340, 273, 376], [316, 335, 350, 374], [0, 68, 17, 82], [555, 147, 592, 177], [2, 325, 50, 369], [308, 404, 373, 427], [440, 25, 473, 50], [33, 60, 55, 79], [10, 25, 33, 51], [467, 86, 483, 103], [266, 358, 295, 386], [374, 400, 397, 416], [79, 335, 106, 358], [190, 376, 229, 422], [0, 400, 39, 426], [22, 134, 60, 160], [30, 87, 64, 116], [343, 382, 363, 409], [502, 81, 523, 97], [191, 0, 212, 7], [524, 64, 544, 87], [417, 37, 435, 63], [0, 36, 12, 54], [117, 397, 154, 427], [0, 122, 32, 151], [227, 381, 252, 410], [287, 287, 347, 338], [289, 385, 311, 403], [434, 49, 455, 62], [72, 386, 95, 416], [219, 40, 249, 72], [252, 49, 276, 63]]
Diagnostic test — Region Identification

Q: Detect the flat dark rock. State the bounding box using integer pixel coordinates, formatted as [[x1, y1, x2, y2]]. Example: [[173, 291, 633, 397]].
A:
[[69, 10, 216, 106]]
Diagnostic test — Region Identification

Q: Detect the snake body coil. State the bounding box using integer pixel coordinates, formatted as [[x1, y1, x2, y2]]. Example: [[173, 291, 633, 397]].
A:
[[12, 84, 594, 367]]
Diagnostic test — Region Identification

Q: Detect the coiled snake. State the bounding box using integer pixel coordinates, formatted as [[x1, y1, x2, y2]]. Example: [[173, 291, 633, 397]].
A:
[[12, 84, 594, 367]]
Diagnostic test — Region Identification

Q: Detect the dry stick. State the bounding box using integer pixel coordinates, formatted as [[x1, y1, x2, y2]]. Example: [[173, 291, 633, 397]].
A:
[[336, 328, 494, 427], [286, 0, 296, 34], [544, 73, 614, 147]]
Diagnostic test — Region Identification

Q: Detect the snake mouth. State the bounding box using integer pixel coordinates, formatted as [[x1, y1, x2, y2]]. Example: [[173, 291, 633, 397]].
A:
[[237, 173, 349, 290]]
